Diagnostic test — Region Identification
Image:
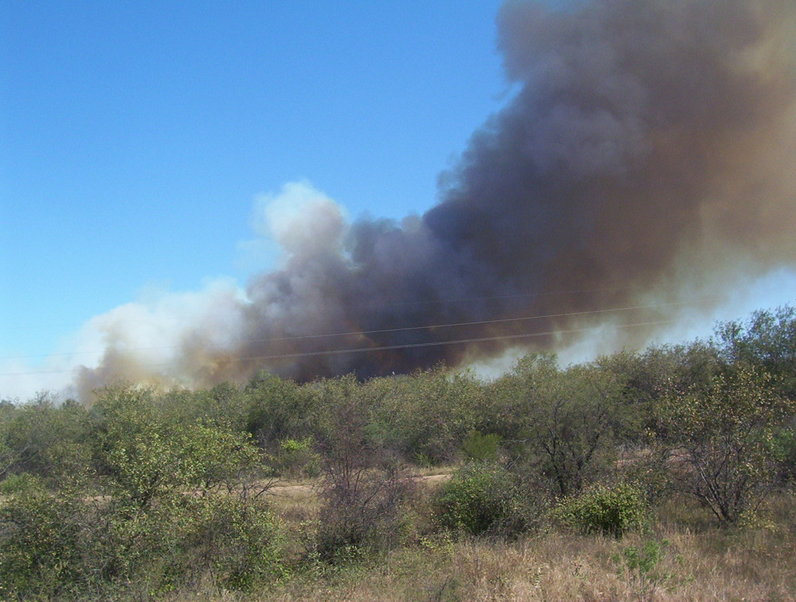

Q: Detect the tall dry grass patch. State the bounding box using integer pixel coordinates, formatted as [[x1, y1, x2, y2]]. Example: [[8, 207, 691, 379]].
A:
[[245, 495, 794, 601]]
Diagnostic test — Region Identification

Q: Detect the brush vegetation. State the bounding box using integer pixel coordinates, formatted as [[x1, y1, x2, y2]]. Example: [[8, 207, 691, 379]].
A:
[[1, 306, 795, 600]]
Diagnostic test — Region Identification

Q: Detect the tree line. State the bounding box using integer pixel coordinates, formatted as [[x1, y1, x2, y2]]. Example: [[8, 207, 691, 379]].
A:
[[0, 306, 794, 598]]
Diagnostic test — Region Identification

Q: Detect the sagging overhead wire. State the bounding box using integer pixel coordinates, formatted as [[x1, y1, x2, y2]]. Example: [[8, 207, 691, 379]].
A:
[[0, 318, 674, 377], [0, 297, 711, 364]]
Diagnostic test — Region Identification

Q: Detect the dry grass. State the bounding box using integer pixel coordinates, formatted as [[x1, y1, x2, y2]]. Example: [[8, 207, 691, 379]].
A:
[[166, 489, 795, 602]]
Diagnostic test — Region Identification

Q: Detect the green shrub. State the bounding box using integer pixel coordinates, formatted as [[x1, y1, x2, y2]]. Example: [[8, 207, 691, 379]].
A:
[[552, 482, 648, 538], [0, 486, 87, 599], [612, 538, 679, 599], [0, 488, 287, 599], [93, 493, 287, 595], [461, 430, 502, 462], [180, 495, 288, 591], [0, 472, 43, 495], [656, 366, 795, 523], [276, 436, 321, 478], [771, 426, 796, 484], [492, 357, 624, 497], [433, 462, 539, 537]]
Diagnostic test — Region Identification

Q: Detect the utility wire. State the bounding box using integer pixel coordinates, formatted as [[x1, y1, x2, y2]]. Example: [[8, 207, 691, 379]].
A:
[[0, 298, 712, 362], [230, 319, 674, 362], [0, 282, 667, 335], [0, 319, 673, 377]]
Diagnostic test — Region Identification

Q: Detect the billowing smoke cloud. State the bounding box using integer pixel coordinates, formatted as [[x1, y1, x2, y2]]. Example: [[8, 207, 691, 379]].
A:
[[73, 0, 796, 396]]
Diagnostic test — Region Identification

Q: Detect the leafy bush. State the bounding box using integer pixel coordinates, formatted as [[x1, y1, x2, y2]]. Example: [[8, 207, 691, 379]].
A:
[[433, 462, 539, 537], [0, 486, 286, 598], [461, 430, 502, 462], [276, 436, 321, 478], [1, 388, 284, 598], [245, 373, 319, 447], [0, 394, 91, 483], [492, 356, 624, 496], [770, 426, 796, 484], [97, 404, 262, 507], [0, 483, 102, 600], [657, 366, 795, 523], [364, 369, 485, 465], [175, 495, 288, 591], [613, 538, 680, 599], [552, 482, 648, 538], [715, 305, 796, 399], [0, 472, 43, 495]]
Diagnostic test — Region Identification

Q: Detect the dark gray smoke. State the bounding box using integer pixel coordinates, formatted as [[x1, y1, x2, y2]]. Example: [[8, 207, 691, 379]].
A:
[[77, 0, 796, 394]]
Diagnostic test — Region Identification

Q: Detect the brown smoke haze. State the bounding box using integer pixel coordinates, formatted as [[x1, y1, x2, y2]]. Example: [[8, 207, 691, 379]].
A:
[[75, 0, 796, 397]]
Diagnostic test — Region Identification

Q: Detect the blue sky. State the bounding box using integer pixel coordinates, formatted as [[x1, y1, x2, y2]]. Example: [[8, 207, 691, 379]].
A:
[[2, 1, 795, 399], [2, 1, 508, 359]]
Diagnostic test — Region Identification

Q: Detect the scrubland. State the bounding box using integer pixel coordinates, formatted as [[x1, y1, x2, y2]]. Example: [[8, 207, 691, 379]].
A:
[[1, 306, 794, 600], [227, 483, 795, 602]]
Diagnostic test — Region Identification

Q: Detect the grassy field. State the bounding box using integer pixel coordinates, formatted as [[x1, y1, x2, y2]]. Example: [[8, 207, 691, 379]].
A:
[[163, 480, 795, 602]]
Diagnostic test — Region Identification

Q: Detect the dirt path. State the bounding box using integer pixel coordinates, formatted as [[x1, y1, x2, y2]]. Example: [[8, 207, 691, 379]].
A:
[[71, 472, 452, 504], [268, 472, 451, 498]]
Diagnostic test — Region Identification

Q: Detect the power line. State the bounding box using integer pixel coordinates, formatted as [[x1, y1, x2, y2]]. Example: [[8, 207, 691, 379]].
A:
[[0, 298, 713, 362], [0, 282, 659, 335], [230, 319, 674, 362], [0, 319, 674, 377]]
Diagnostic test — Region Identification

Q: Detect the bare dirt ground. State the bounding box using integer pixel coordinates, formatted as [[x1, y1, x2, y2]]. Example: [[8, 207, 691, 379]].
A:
[[267, 472, 451, 499]]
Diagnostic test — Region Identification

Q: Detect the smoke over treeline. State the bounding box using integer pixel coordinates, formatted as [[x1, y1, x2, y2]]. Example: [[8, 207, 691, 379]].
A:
[[76, 0, 796, 397]]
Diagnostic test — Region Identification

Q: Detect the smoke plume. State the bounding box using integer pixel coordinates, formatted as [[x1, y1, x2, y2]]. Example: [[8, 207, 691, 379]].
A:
[[75, 0, 796, 396]]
